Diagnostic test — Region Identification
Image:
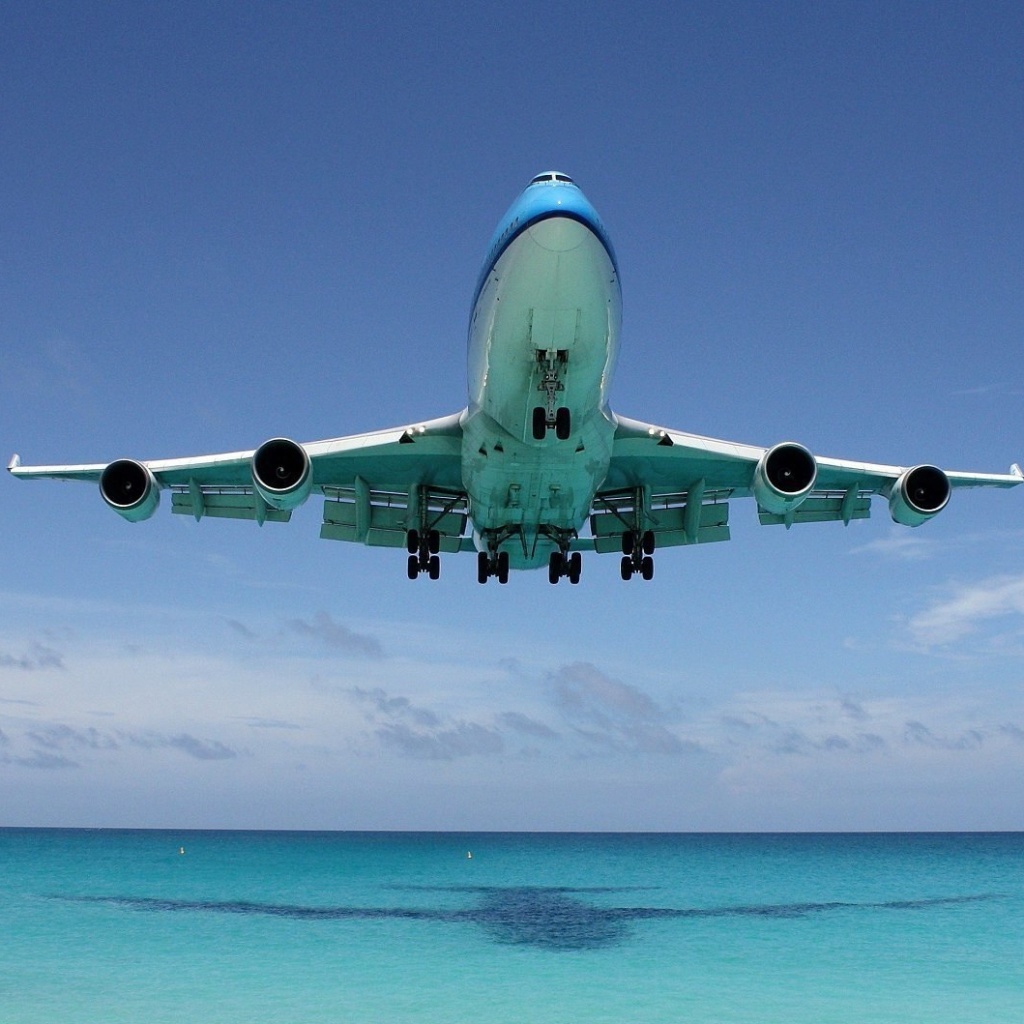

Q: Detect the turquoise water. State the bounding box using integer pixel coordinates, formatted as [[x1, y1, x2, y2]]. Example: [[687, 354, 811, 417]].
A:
[[1, 831, 1021, 1023]]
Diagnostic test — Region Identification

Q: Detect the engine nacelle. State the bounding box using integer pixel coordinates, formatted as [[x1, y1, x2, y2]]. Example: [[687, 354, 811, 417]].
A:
[[752, 442, 817, 514], [889, 465, 950, 527], [99, 459, 160, 522], [251, 437, 312, 511]]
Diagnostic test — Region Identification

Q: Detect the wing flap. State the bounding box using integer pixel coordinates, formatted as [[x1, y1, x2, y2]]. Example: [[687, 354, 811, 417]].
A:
[[170, 489, 291, 524], [321, 486, 467, 551], [590, 489, 731, 552], [757, 494, 872, 527]]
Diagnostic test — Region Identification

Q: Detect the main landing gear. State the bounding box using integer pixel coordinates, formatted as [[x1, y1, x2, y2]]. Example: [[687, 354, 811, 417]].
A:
[[477, 550, 510, 585], [548, 549, 582, 585], [406, 528, 440, 580], [620, 530, 655, 581]]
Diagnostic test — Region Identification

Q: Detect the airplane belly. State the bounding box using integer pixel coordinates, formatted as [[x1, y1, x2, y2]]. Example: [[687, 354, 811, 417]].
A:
[[462, 215, 621, 569], [468, 218, 621, 432], [460, 407, 614, 569]]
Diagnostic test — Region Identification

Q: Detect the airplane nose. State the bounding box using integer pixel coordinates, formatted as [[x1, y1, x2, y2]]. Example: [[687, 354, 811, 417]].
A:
[[528, 216, 587, 253]]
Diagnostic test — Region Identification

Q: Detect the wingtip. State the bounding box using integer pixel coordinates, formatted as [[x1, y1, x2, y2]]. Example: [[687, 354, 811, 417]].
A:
[[7, 454, 20, 472], [1011, 463, 1023, 480]]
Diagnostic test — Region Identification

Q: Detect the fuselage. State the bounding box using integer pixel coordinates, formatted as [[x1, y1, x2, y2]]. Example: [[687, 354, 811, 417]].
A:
[[460, 173, 622, 568]]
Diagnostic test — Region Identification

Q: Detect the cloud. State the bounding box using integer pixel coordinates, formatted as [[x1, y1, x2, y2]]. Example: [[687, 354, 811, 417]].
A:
[[26, 724, 118, 751], [549, 662, 695, 755], [903, 720, 984, 751], [224, 618, 257, 639], [5, 721, 241, 764], [239, 717, 303, 731], [0, 750, 79, 770], [287, 612, 384, 658], [166, 734, 238, 760], [122, 731, 238, 760], [907, 574, 1024, 648], [347, 686, 504, 760], [496, 711, 559, 740], [349, 687, 440, 727], [0, 643, 65, 671], [376, 721, 504, 760], [849, 532, 935, 561]]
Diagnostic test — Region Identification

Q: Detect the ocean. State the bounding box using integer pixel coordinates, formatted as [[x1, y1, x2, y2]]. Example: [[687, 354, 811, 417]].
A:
[[1, 830, 1021, 1023]]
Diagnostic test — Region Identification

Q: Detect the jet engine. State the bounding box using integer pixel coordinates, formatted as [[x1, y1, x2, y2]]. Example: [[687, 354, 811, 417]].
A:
[[888, 465, 950, 526], [752, 442, 817, 514], [99, 459, 160, 522], [251, 437, 312, 510]]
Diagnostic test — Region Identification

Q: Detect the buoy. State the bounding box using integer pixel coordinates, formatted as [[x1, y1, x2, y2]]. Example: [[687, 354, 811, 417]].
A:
[[466, 851, 473, 859], [179, 847, 186, 855]]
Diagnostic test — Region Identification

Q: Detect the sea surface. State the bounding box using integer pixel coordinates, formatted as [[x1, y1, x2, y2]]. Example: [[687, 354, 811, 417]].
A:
[[0, 830, 1021, 1023]]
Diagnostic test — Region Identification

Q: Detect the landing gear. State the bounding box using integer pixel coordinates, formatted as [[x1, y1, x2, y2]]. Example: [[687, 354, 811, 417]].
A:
[[548, 549, 582, 585], [620, 529, 656, 581], [531, 405, 571, 441], [406, 528, 442, 580], [477, 549, 510, 585], [532, 349, 571, 440]]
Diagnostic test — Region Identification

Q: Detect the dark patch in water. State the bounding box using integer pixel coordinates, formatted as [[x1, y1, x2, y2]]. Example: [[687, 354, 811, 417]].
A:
[[54, 887, 999, 952]]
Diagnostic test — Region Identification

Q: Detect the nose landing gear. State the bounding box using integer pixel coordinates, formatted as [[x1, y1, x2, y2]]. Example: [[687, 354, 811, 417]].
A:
[[532, 349, 571, 440]]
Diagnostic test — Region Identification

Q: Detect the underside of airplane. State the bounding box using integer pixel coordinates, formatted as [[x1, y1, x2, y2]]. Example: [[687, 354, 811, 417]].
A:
[[10, 172, 1022, 583]]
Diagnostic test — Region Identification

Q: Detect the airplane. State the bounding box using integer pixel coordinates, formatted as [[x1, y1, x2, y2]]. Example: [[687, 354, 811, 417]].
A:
[[9, 171, 1023, 585]]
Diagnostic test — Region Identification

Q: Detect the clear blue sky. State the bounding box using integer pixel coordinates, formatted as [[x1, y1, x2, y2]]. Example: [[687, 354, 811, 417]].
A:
[[2, 1, 1022, 830]]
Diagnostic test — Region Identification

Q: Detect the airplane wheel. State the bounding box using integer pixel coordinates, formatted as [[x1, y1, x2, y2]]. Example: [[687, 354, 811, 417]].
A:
[[621, 530, 634, 556], [532, 407, 547, 441], [477, 552, 489, 584], [428, 529, 441, 554], [642, 530, 656, 555], [641, 556, 654, 581], [497, 550, 510, 584], [548, 552, 563, 584], [406, 529, 420, 555], [407, 555, 420, 580], [568, 551, 582, 584], [620, 556, 633, 581], [555, 407, 571, 440], [428, 555, 440, 580]]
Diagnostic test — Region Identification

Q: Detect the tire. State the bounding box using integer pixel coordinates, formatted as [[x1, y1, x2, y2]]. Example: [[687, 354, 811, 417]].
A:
[[548, 552, 562, 584], [621, 530, 634, 556], [477, 552, 489, 584], [642, 530, 656, 555], [569, 551, 582, 584], [532, 406, 547, 441], [428, 555, 440, 580], [406, 529, 419, 555], [641, 556, 654, 581], [428, 529, 441, 554], [555, 407, 571, 440], [497, 550, 510, 584], [620, 556, 633, 580], [407, 555, 419, 580]]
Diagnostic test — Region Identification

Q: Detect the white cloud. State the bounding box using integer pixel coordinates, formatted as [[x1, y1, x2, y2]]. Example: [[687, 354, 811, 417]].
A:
[[849, 531, 936, 561], [907, 574, 1024, 648]]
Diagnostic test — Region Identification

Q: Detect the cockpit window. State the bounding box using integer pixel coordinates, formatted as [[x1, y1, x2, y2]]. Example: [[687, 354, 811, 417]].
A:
[[530, 172, 575, 185]]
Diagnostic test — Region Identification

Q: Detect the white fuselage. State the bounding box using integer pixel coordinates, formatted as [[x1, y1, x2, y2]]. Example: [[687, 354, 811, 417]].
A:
[[460, 179, 622, 568]]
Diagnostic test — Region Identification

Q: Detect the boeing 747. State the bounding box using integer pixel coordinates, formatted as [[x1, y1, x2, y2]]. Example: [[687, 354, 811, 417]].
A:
[[10, 172, 1022, 583]]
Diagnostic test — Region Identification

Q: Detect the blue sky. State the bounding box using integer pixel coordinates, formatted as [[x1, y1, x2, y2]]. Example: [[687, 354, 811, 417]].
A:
[[2, 1, 1022, 830]]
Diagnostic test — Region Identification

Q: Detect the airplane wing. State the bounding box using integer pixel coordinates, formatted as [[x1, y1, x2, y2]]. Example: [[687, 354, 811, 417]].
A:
[[593, 414, 1023, 553], [8, 412, 470, 553]]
